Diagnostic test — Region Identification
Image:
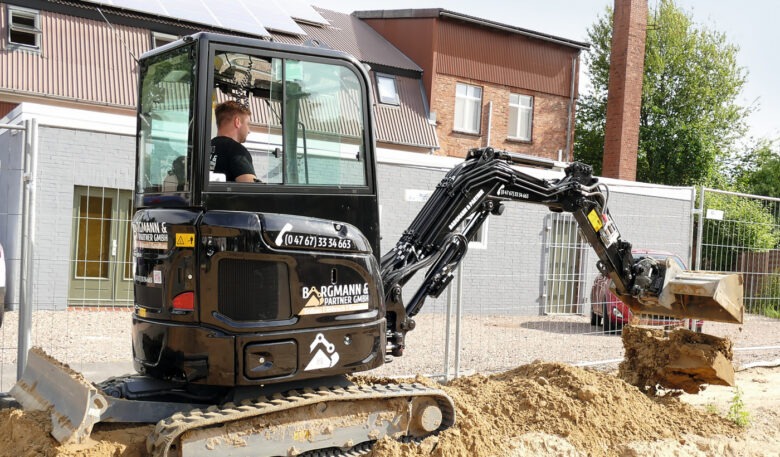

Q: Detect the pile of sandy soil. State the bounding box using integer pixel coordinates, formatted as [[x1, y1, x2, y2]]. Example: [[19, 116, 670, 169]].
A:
[[0, 408, 150, 457], [371, 361, 739, 457], [0, 361, 748, 457]]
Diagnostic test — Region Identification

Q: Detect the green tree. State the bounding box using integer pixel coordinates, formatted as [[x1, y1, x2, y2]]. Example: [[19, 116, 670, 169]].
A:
[[575, 0, 750, 185], [730, 139, 780, 198]]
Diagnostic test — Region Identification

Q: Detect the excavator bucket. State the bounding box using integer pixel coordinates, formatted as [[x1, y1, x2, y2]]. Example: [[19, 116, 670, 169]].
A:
[[10, 347, 108, 444], [618, 258, 744, 325]]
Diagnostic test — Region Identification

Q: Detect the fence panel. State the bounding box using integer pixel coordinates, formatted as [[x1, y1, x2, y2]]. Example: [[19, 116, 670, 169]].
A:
[[695, 188, 780, 366], [3, 162, 780, 393]]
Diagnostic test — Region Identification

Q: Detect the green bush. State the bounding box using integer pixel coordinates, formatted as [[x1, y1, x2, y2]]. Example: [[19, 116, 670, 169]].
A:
[[726, 387, 750, 427], [700, 192, 780, 272]]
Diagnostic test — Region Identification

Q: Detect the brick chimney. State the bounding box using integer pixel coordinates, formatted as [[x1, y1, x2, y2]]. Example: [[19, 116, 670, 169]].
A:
[[602, 0, 647, 181]]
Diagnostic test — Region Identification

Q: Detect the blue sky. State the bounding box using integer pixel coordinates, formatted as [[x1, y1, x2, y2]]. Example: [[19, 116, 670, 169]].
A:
[[312, 0, 778, 143]]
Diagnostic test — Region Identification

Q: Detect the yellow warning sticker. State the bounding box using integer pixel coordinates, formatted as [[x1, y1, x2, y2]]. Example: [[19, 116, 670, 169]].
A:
[[137, 307, 147, 318], [587, 209, 604, 232], [175, 233, 195, 248]]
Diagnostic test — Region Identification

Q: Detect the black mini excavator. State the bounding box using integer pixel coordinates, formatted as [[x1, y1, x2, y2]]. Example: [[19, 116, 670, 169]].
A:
[[11, 33, 743, 456]]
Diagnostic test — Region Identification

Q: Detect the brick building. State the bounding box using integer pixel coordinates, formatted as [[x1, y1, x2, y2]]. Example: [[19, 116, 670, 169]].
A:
[[356, 9, 589, 160]]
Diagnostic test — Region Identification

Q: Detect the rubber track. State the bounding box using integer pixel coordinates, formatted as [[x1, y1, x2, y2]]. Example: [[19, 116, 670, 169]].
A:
[[147, 383, 456, 457], [298, 440, 374, 456]]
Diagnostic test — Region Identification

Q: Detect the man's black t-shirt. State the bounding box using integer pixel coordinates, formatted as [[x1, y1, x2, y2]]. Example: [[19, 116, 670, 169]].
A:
[[211, 136, 255, 181]]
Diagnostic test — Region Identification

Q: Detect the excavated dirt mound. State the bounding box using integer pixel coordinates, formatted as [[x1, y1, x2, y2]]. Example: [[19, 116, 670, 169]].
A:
[[0, 408, 151, 457], [619, 326, 735, 394], [371, 362, 738, 457], [0, 361, 740, 457]]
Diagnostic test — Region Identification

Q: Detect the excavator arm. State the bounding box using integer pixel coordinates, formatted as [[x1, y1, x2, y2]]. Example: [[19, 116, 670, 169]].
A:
[[380, 147, 743, 356]]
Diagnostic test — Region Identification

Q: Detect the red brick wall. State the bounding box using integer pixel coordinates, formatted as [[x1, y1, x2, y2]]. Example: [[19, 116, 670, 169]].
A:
[[432, 74, 571, 159], [0, 101, 17, 119], [602, 0, 647, 180]]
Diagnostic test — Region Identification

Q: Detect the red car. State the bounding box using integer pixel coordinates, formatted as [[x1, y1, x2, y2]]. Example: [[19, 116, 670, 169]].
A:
[[590, 249, 703, 332]]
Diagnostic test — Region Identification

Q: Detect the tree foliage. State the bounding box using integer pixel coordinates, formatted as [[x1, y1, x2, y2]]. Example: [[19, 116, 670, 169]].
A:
[[728, 139, 780, 198], [700, 191, 780, 272], [575, 0, 750, 185]]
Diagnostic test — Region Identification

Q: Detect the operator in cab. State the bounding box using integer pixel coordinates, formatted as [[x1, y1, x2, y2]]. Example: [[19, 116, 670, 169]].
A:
[[211, 100, 259, 182]]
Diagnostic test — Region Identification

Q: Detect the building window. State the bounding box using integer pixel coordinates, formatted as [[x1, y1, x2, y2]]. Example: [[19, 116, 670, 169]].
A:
[[508, 93, 534, 141], [375, 74, 399, 105], [152, 32, 178, 48], [454, 83, 482, 134], [8, 6, 41, 49], [464, 214, 489, 249]]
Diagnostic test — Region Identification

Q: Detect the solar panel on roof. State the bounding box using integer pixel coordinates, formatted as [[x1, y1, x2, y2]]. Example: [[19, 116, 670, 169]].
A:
[[161, 0, 217, 28], [78, 0, 317, 37], [197, 0, 267, 36], [205, 3, 268, 37], [109, 0, 169, 17], [277, 0, 329, 25], [237, 0, 306, 35]]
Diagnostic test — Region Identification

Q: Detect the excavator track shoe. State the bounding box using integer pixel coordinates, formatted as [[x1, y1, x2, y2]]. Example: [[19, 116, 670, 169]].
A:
[[148, 383, 455, 457]]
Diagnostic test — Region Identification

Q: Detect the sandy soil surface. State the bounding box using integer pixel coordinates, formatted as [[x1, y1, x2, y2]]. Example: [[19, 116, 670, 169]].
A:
[[0, 360, 778, 457], [371, 363, 780, 457]]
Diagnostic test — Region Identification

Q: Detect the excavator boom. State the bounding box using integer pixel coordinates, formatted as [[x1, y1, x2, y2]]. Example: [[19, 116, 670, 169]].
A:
[[380, 147, 742, 355]]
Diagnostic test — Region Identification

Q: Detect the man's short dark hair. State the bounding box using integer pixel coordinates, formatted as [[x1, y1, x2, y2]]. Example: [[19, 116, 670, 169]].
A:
[[215, 101, 251, 127]]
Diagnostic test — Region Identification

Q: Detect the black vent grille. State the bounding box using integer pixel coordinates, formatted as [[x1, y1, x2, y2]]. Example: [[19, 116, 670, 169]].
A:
[[218, 259, 291, 321]]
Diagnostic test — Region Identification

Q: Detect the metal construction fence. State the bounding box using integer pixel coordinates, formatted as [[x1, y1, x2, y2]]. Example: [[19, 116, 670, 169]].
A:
[[2, 155, 780, 391]]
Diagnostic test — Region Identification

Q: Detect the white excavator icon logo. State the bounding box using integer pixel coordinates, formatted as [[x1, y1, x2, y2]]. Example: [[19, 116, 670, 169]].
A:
[[304, 333, 340, 371]]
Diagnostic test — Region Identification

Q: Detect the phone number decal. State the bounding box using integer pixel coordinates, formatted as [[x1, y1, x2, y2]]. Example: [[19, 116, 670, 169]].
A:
[[279, 232, 353, 250]]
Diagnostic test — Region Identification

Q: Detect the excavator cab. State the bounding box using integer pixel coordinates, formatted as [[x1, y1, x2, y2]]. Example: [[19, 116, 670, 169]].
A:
[[132, 33, 385, 387]]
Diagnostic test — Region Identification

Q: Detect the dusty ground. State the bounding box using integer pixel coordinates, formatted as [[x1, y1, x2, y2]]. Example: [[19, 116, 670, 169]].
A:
[[0, 361, 778, 457], [2, 310, 778, 382], [0, 311, 778, 456]]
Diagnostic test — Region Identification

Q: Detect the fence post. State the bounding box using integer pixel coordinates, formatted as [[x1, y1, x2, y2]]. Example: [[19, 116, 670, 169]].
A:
[[17, 118, 37, 380], [687, 187, 697, 269], [443, 286, 453, 381], [695, 186, 705, 270], [454, 262, 464, 379]]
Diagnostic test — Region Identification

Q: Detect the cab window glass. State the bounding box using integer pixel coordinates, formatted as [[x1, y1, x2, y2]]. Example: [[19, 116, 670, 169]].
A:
[[137, 45, 195, 193], [209, 50, 366, 187]]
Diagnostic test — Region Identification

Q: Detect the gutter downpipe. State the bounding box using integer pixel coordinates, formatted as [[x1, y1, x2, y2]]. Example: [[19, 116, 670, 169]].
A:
[[485, 101, 493, 147], [565, 52, 580, 162]]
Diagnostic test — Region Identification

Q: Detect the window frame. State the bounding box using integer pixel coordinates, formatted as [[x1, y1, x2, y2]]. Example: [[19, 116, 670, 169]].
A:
[[375, 73, 400, 106], [453, 82, 483, 135], [467, 215, 489, 249], [7, 5, 41, 51], [508, 92, 534, 142], [151, 31, 178, 49]]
